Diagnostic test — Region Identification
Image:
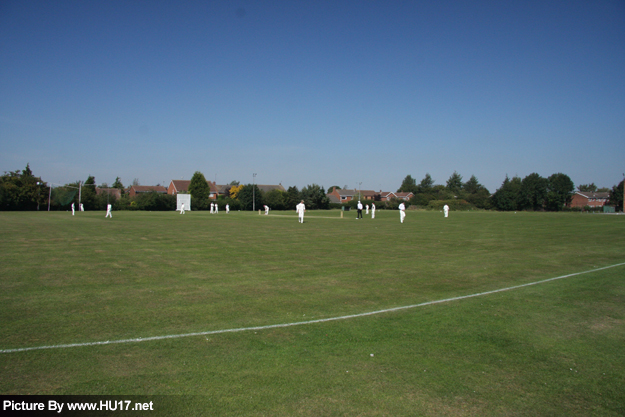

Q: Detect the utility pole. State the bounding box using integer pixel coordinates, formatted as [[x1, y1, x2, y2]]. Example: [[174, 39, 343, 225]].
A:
[[253, 173, 257, 212]]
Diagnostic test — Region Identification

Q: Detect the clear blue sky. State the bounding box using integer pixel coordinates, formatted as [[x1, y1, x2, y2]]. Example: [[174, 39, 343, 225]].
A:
[[1, 0, 624, 193]]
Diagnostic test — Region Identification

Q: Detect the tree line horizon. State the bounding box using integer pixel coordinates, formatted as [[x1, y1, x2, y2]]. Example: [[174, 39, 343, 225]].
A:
[[1, 164, 623, 212]]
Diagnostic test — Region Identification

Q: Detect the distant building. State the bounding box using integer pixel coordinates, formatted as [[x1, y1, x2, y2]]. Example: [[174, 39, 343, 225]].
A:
[[127, 185, 168, 198], [568, 191, 610, 208], [327, 187, 378, 202]]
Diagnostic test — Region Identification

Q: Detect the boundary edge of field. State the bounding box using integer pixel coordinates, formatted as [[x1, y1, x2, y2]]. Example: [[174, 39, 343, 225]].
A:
[[2, 261, 624, 354]]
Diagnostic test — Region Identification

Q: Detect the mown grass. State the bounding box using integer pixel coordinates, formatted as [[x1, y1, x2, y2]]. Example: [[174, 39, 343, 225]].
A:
[[0, 209, 624, 416]]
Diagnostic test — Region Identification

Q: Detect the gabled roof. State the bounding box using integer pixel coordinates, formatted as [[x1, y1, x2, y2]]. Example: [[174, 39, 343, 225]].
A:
[[575, 191, 609, 199], [129, 185, 167, 194], [334, 189, 376, 197], [395, 192, 414, 200], [170, 180, 191, 193]]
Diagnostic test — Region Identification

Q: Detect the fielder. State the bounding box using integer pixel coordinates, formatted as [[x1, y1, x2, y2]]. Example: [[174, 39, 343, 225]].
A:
[[80, 203, 84, 212], [71, 203, 75, 215], [210, 203, 214, 214], [180, 203, 185, 214], [443, 204, 449, 218], [296, 200, 306, 223], [371, 203, 376, 219], [226, 204, 230, 213], [366, 204, 369, 215], [399, 202, 406, 223], [264, 205, 269, 215], [105, 203, 112, 218], [215, 203, 218, 214]]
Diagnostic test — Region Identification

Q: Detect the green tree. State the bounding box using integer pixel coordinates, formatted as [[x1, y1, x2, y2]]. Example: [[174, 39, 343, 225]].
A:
[[327, 185, 342, 194], [188, 171, 210, 210], [397, 175, 418, 194], [577, 183, 597, 192], [112, 177, 125, 195], [264, 189, 287, 210], [461, 175, 491, 209], [491, 175, 522, 211], [0, 164, 47, 210], [81, 176, 97, 210], [608, 180, 624, 212], [520, 173, 547, 211], [446, 171, 463, 195], [545, 173, 574, 211], [301, 184, 330, 210], [417, 173, 434, 193], [237, 184, 262, 211], [285, 186, 301, 210]]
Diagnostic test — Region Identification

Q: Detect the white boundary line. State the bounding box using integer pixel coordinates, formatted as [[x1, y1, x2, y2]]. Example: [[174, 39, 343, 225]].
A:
[[2, 262, 624, 354]]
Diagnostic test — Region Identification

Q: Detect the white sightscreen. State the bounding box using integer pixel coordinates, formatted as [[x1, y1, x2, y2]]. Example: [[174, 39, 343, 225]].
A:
[[177, 194, 191, 211]]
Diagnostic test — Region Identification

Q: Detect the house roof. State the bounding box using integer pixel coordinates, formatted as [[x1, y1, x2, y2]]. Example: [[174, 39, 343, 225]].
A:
[[395, 192, 414, 199], [129, 185, 167, 193], [170, 180, 191, 193], [169, 180, 219, 193], [575, 191, 609, 199], [334, 189, 376, 197]]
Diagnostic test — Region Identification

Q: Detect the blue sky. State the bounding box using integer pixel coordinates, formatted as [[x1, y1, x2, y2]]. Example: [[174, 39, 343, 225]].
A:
[[1, 0, 624, 193]]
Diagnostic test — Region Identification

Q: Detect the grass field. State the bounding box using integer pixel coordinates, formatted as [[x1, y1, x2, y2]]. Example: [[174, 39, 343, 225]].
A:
[[1, 209, 624, 416]]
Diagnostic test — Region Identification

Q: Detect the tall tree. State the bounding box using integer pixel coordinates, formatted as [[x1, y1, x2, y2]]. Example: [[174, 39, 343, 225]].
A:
[[81, 175, 97, 210], [463, 175, 491, 209], [397, 175, 418, 194], [417, 173, 434, 193], [264, 189, 287, 210], [237, 184, 262, 211], [446, 171, 463, 195], [0, 164, 46, 210], [301, 184, 330, 210], [112, 177, 125, 192], [577, 183, 597, 192], [545, 173, 574, 211], [608, 180, 624, 212], [188, 171, 210, 210], [285, 186, 301, 210], [491, 175, 522, 211], [520, 173, 548, 211]]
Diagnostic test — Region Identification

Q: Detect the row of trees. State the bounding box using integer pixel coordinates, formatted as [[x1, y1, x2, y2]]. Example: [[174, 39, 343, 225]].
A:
[[397, 171, 492, 209], [397, 171, 623, 212], [2, 164, 623, 212], [491, 173, 574, 211]]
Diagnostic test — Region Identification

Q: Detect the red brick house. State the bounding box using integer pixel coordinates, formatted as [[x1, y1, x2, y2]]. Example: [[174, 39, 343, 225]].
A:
[[327, 187, 378, 203], [569, 191, 610, 208]]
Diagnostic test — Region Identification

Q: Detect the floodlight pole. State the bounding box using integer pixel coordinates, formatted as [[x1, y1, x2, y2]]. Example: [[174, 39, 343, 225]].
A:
[[253, 173, 257, 212]]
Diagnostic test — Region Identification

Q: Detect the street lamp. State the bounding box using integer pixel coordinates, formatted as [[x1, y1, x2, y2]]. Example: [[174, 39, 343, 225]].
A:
[[37, 181, 52, 211], [253, 173, 257, 212]]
